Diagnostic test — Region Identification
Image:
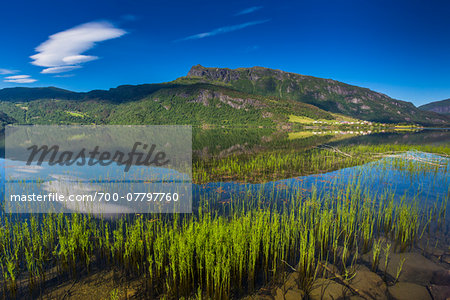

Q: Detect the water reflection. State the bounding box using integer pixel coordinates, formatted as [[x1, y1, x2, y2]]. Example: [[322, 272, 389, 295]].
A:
[[192, 128, 450, 162], [195, 151, 449, 211], [0, 128, 449, 215]]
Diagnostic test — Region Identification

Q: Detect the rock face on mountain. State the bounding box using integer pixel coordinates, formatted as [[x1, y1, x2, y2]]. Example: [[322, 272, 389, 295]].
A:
[[188, 65, 243, 83], [419, 98, 450, 116], [187, 65, 450, 126]]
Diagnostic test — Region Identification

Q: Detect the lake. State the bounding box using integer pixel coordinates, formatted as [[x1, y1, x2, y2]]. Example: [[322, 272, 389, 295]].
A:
[[0, 127, 449, 299]]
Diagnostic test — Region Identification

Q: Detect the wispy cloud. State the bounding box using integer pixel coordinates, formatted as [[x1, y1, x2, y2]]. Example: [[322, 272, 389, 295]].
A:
[[30, 21, 127, 74], [176, 19, 270, 41], [0, 68, 19, 75], [41, 66, 81, 74], [53, 74, 75, 78], [4, 75, 37, 83], [234, 6, 263, 16]]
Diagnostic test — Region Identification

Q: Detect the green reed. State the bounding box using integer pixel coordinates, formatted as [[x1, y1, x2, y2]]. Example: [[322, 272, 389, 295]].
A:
[[0, 189, 447, 299], [0, 145, 448, 299]]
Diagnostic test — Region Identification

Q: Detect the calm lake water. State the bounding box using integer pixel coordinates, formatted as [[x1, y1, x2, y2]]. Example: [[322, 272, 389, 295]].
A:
[[0, 128, 449, 299], [0, 128, 449, 216]]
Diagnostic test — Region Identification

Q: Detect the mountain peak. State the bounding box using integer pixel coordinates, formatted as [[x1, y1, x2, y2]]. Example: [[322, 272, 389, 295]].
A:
[[187, 65, 242, 83]]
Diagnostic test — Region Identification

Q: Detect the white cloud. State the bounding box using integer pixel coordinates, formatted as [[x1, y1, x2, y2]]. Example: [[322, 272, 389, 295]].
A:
[[4, 75, 37, 83], [0, 68, 19, 75], [63, 55, 98, 64], [176, 19, 270, 41], [30, 21, 126, 73], [5, 75, 29, 79], [41, 66, 81, 74], [235, 6, 263, 16]]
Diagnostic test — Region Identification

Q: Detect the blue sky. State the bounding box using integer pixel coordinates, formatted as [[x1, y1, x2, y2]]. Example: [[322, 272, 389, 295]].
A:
[[0, 0, 449, 106]]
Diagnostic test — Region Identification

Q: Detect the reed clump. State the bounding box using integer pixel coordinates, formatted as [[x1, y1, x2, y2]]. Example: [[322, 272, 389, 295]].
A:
[[0, 144, 448, 299], [0, 183, 446, 299]]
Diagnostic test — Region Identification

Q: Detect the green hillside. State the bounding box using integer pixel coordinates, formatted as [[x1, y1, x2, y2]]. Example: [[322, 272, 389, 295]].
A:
[[184, 65, 450, 126], [0, 83, 334, 126], [0, 65, 448, 127], [419, 98, 450, 116]]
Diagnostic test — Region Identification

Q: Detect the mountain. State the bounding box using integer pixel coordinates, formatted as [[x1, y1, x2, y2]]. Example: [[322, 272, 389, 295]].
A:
[[0, 85, 165, 103], [0, 83, 335, 126], [183, 65, 449, 126], [0, 87, 79, 101], [0, 65, 448, 127], [419, 99, 450, 116]]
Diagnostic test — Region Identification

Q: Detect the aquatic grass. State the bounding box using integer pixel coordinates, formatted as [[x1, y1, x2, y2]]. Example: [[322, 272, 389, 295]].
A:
[[0, 144, 448, 299], [0, 189, 447, 299], [383, 242, 391, 280], [371, 239, 382, 272], [394, 258, 406, 284]]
